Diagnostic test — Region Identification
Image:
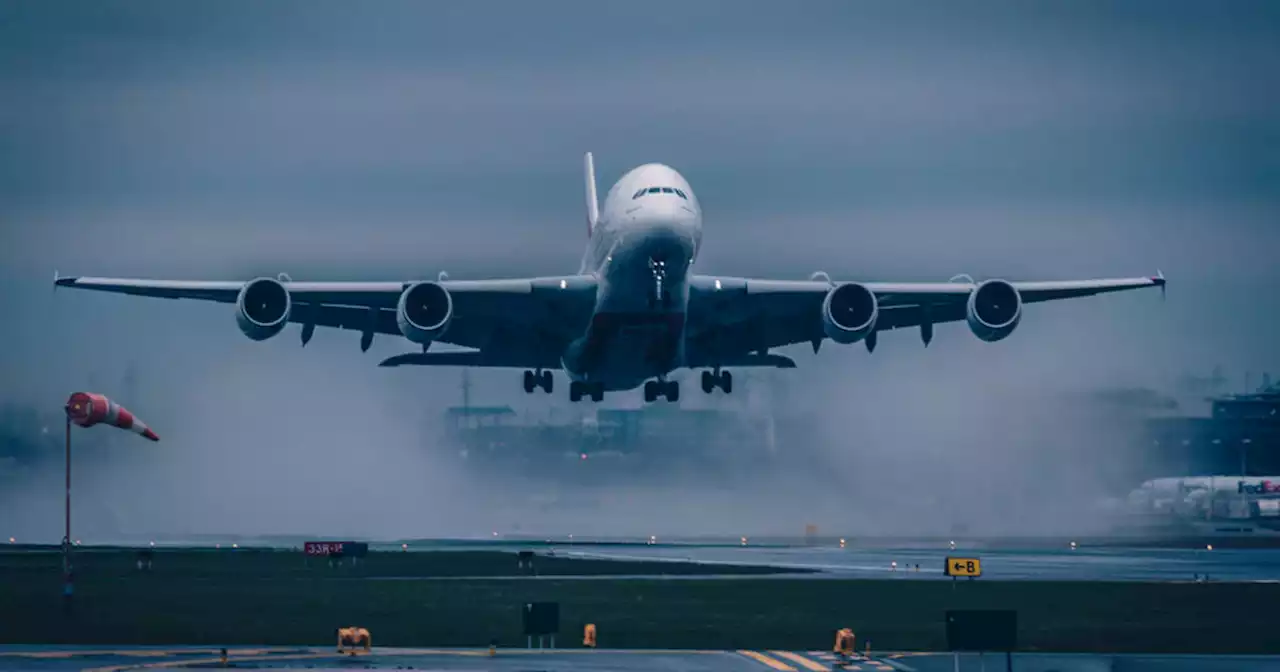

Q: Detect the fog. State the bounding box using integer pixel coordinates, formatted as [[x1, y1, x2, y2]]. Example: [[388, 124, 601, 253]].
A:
[[2, 0, 1278, 544]]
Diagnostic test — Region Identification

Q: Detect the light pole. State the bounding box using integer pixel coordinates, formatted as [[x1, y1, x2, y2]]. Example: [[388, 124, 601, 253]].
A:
[[62, 392, 159, 607]]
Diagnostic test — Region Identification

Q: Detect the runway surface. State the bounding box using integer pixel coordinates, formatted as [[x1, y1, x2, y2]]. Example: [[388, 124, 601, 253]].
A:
[[3, 647, 1278, 672], [0, 647, 901, 672], [553, 544, 1280, 582]]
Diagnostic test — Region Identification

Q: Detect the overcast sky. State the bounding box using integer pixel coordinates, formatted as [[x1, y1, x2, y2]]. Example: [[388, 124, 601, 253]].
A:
[[1, 1, 1277, 540]]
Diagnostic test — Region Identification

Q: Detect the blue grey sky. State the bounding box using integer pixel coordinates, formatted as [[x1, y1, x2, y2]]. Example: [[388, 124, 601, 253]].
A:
[[1, 1, 1278, 539]]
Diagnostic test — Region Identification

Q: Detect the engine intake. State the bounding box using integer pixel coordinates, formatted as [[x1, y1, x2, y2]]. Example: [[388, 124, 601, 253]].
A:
[[236, 277, 292, 341], [397, 282, 453, 345], [966, 279, 1022, 342], [822, 282, 879, 344]]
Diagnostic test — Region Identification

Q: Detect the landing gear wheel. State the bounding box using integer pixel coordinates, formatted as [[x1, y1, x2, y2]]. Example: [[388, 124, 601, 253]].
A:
[[571, 381, 604, 402], [644, 381, 658, 403], [522, 370, 536, 394], [700, 370, 733, 394], [539, 370, 553, 393], [665, 381, 680, 403]]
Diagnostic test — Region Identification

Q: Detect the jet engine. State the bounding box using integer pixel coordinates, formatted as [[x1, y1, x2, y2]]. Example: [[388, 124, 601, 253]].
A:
[[396, 281, 453, 345], [822, 282, 879, 344], [966, 279, 1022, 342], [236, 277, 292, 341]]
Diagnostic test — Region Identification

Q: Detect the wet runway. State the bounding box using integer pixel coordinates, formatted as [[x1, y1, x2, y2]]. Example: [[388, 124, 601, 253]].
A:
[[3, 647, 1278, 672], [555, 544, 1280, 582], [0, 647, 900, 672], [886, 651, 1280, 671]]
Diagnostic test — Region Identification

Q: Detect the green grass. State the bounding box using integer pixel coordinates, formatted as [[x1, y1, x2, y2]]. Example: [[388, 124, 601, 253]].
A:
[[0, 549, 1274, 654]]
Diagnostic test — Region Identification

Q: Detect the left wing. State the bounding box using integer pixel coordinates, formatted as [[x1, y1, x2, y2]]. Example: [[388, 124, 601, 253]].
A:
[[687, 272, 1166, 360], [53, 273, 598, 368]]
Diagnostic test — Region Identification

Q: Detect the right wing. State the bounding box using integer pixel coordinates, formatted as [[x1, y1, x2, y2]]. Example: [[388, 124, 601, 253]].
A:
[[687, 273, 1166, 361], [53, 273, 598, 368]]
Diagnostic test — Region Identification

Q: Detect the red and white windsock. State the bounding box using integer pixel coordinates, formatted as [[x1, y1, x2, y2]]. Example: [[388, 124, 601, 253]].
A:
[[65, 392, 159, 442]]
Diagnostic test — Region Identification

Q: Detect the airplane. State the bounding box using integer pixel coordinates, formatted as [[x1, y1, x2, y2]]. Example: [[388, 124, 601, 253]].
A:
[[54, 152, 1167, 403]]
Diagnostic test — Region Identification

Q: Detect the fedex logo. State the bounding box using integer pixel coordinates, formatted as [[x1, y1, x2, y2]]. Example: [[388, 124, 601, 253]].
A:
[[1238, 480, 1280, 495]]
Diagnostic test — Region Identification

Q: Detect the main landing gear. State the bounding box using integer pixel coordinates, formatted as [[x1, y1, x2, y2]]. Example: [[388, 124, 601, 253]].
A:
[[701, 369, 733, 394], [643, 379, 679, 403], [522, 369, 553, 394], [569, 381, 605, 403]]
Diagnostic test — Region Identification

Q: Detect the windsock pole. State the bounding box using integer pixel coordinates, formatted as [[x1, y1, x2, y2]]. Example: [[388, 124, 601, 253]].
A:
[[63, 413, 73, 607], [61, 392, 160, 607]]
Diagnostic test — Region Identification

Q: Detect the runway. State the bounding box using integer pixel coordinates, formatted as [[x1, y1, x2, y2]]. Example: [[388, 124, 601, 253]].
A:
[[552, 544, 1280, 582], [0, 647, 902, 672], [3, 647, 1278, 672]]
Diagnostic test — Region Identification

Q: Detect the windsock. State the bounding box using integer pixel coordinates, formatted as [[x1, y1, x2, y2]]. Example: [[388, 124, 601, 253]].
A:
[[64, 392, 159, 442]]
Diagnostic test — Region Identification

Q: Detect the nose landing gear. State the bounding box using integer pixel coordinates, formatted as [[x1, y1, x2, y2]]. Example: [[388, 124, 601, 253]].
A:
[[700, 369, 733, 394], [522, 369, 554, 394], [569, 381, 605, 403], [647, 258, 671, 309], [643, 379, 680, 403]]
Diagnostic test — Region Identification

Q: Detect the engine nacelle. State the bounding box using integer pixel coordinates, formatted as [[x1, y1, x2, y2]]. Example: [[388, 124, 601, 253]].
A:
[[822, 282, 879, 344], [396, 281, 453, 345], [236, 277, 292, 341], [966, 279, 1023, 342]]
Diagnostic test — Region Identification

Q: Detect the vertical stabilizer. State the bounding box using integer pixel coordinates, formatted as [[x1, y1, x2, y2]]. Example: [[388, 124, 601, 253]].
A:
[[584, 152, 599, 236]]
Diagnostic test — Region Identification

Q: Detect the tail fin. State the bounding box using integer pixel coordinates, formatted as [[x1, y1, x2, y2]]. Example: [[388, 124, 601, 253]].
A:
[[584, 152, 599, 236]]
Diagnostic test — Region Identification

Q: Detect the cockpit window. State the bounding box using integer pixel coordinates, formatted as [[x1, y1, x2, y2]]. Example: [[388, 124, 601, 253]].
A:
[[633, 186, 690, 200]]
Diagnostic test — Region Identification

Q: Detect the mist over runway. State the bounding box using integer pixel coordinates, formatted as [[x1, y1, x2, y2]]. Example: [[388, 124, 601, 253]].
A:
[[557, 544, 1280, 582]]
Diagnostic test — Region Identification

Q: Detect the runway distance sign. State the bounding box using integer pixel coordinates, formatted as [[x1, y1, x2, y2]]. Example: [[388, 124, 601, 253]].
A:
[[944, 556, 982, 578]]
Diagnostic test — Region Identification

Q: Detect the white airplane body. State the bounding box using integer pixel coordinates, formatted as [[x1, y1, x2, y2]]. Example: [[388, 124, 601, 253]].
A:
[[55, 153, 1166, 403]]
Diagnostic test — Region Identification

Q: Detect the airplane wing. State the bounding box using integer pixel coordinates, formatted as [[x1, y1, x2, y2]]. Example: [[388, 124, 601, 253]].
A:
[[687, 273, 1166, 359], [53, 274, 598, 368]]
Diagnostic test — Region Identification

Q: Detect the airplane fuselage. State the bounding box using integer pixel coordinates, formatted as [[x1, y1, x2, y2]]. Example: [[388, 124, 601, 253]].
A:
[[561, 163, 703, 391]]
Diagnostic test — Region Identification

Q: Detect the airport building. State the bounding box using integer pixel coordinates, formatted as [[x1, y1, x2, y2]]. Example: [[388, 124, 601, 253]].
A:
[[1142, 378, 1280, 476], [1121, 377, 1280, 533]]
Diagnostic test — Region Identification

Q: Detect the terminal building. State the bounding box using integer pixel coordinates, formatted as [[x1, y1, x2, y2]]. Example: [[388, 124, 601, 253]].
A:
[[1142, 376, 1280, 477]]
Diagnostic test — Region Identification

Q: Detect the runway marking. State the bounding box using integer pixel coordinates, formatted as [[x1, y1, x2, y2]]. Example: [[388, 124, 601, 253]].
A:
[[771, 650, 830, 671], [1, 648, 285, 659], [84, 651, 341, 672], [739, 650, 797, 670]]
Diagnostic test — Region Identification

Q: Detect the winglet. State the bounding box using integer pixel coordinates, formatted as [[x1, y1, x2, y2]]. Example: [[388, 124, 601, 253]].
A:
[[584, 152, 599, 236], [53, 270, 59, 293], [1153, 269, 1166, 300], [53, 271, 75, 291]]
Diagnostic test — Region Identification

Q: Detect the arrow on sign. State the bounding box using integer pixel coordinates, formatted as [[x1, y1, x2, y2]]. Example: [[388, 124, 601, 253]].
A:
[[953, 562, 964, 571]]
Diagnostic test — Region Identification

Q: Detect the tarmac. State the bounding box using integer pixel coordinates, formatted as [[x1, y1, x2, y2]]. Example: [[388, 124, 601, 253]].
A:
[[3, 647, 1279, 672], [555, 545, 1280, 581], [0, 647, 901, 672]]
